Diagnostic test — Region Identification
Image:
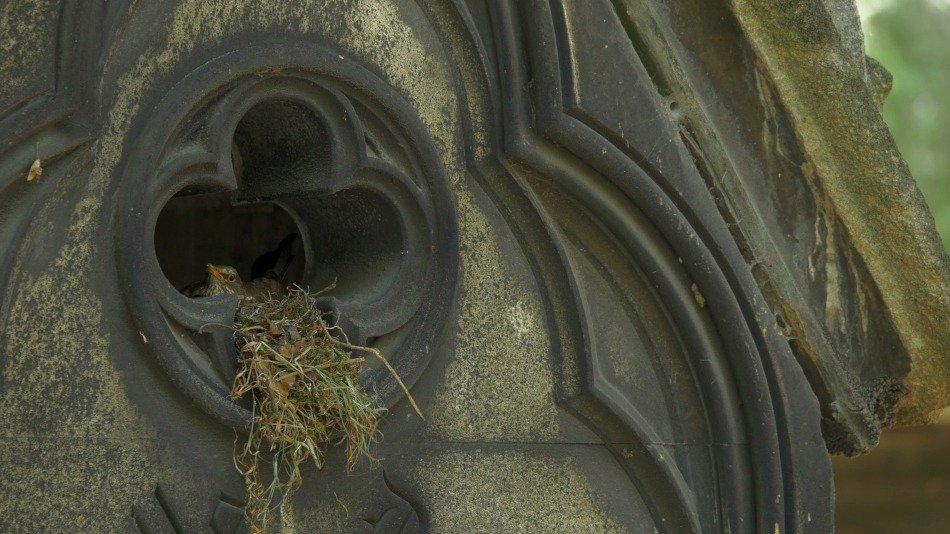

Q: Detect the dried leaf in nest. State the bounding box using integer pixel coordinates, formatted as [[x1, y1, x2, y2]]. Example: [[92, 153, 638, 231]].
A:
[[229, 286, 420, 533]]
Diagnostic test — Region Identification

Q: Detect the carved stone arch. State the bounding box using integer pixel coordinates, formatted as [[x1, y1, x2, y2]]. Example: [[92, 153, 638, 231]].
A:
[[470, 1, 832, 531], [0, 1, 866, 532]]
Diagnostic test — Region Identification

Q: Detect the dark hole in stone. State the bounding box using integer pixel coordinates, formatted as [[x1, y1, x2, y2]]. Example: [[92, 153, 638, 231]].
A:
[[154, 190, 307, 293], [281, 188, 403, 303], [154, 96, 325, 295], [155, 96, 403, 309]]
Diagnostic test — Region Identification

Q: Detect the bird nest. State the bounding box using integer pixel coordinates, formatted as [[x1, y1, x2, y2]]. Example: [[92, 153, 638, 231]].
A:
[[229, 286, 420, 533]]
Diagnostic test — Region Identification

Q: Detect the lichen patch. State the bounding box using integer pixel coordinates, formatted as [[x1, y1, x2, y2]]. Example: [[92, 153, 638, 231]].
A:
[[0, 191, 155, 531], [425, 185, 562, 442], [409, 450, 626, 533]]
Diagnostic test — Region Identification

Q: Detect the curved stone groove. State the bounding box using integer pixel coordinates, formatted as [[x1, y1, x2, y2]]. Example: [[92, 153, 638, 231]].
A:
[[122, 148, 250, 426], [557, 221, 731, 525], [489, 0, 830, 530], [0, 1, 100, 147], [493, 2, 757, 528], [515, 146, 757, 529], [223, 79, 367, 200], [305, 160, 435, 343], [564, 394, 703, 534]]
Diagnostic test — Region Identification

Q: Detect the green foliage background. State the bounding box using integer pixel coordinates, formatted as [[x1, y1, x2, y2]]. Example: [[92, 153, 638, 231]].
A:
[[860, 0, 949, 248]]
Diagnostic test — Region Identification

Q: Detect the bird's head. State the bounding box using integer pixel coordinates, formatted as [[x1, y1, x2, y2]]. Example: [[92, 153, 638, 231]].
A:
[[206, 263, 244, 295]]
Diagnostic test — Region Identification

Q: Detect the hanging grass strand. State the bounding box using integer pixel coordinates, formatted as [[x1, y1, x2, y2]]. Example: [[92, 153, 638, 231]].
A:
[[228, 286, 419, 533]]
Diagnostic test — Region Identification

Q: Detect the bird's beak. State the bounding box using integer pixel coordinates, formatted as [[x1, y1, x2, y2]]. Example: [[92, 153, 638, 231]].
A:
[[206, 263, 225, 281]]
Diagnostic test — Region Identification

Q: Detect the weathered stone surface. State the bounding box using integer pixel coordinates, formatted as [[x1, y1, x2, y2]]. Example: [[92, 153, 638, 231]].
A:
[[729, 0, 950, 428], [12, 0, 937, 530], [606, 0, 947, 454]]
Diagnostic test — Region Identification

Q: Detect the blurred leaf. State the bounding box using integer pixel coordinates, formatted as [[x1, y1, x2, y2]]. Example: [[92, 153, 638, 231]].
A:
[[862, 0, 950, 249]]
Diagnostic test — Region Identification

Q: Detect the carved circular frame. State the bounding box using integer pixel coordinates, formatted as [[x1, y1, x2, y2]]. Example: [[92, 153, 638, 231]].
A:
[[115, 44, 458, 429]]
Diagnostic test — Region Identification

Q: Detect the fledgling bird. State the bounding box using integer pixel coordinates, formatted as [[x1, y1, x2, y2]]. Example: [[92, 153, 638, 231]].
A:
[[184, 263, 284, 300], [251, 233, 297, 282]]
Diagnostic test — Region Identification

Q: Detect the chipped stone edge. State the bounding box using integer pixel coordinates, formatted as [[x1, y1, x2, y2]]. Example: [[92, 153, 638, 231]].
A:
[[727, 0, 950, 425]]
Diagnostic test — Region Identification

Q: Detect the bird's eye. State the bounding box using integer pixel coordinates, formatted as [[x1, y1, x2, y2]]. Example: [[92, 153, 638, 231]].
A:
[[228, 274, 236, 282]]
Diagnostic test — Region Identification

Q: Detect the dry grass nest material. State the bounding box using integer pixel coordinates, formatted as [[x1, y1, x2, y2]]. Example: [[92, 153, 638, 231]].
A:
[[229, 286, 421, 532]]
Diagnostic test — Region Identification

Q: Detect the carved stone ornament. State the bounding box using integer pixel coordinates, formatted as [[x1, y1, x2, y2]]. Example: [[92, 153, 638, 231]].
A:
[[9, 0, 939, 532]]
